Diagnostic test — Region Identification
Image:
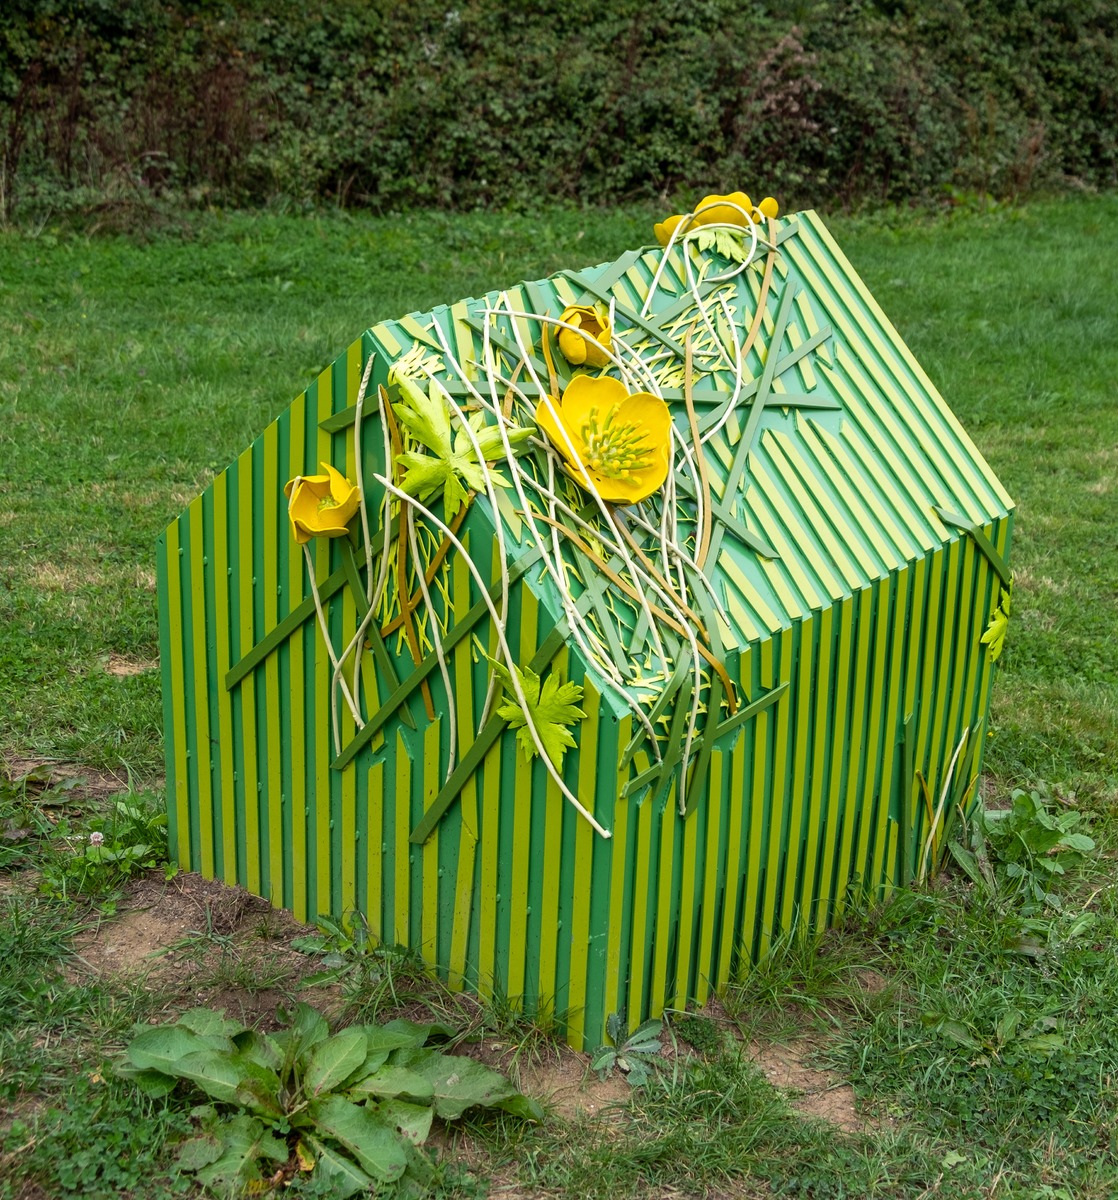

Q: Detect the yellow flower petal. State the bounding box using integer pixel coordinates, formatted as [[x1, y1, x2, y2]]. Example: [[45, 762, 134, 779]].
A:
[[756, 196, 779, 220], [283, 461, 360, 543], [693, 191, 752, 227], [557, 324, 588, 365], [654, 214, 686, 247], [556, 304, 611, 368], [534, 376, 671, 506]]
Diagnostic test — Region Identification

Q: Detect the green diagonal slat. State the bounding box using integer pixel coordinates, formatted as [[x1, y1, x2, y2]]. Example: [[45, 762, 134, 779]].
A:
[[563, 270, 688, 358], [330, 546, 543, 770], [934, 507, 1012, 588]]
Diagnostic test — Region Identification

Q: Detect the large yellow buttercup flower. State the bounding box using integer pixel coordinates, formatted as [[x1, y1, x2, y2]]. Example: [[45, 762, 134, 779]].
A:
[[535, 375, 671, 505], [556, 304, 612, 368], [654, 191, 780, 247], [284, 462, 361, 544]]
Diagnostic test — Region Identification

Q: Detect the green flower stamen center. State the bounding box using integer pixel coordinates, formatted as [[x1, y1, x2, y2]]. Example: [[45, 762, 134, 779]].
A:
[[317, 496, 340, 512], [580, 404, 652, 481]]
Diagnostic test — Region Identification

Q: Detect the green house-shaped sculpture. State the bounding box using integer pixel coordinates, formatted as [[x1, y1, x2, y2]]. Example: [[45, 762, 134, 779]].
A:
[[158, 207, 1013, 1049]]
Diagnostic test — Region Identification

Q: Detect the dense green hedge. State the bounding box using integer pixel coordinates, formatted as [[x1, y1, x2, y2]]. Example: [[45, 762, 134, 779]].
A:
[[2, 0, 1115, 219]]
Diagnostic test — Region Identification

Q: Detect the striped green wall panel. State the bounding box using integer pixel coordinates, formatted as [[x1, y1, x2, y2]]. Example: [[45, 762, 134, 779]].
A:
[[160, 209, 1015, 1049]]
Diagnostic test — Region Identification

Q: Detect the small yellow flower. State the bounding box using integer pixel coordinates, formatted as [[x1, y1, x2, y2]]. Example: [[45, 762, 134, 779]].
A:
[[654, 191, 780, 246], [535, 375, 671, 505], [557, 304, 612, 368], [284, 462, 361, 544]]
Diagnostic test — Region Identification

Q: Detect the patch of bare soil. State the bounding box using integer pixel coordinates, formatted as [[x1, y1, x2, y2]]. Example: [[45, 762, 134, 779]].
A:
[[103, 653, 158, 677], [748, 1035, 863, 1132], [2, 756, 131, 802], [71, 871, 337, 1026], [471, 1038, 631, 1120]]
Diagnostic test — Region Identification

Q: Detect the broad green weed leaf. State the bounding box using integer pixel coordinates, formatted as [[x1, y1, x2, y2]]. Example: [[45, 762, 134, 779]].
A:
[[233, 1029, 283, 1073], [169, 1049, 283, 1117], [194, 1114, 286, 1193], [112, 1060, 177, 1097], [391, 1047, 536, 1120], [307, 1095, 408, 1182], [304, 1029, 369, 1097], [176, 1008, 248, 1039], [346, 1063, 433, 1102], [176, 1133, 223, 1171], [126, 1025, 220, 1073], [299, 1132, 374, 1199], [378, 1098, 434, 1145]]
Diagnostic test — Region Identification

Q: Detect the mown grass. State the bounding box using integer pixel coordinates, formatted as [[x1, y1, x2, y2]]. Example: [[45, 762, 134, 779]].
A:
[[1, 194, 1116, 1198]]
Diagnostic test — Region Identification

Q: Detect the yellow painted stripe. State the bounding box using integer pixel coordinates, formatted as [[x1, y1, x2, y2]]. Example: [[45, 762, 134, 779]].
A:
[[538, 764, 562, 1012], [796, 214, 1010, 511], [786, 224, 989, 515], [674, 779, 701, 1007], [507, 591, 540, 1004], [315, 368, 333, 917], [164, 521, 191, 871], [925, 540, 965, 808], [627, 771, 654, 1024], [421, 720, 440, 959], [371, 321, 403, 355], [287, 393, 308, 921], [186, 499, 214, 878], [478, 717, 501, 1000], [720, 556, 775, 638], [853, 580, 891, 884], [394, 727, 412, 946], [262, 423, 283, 905], [780, 615, 815, 930], [651, 786, 679, 1020], [758, 627, 793, 957], [603, 716, 633, 1020], [768, 432, 875, 585], [755, 446, 848, 601], [798, 417, 904, 574], [912, 549, 946, 838], [832, 587, 873, 916], [693, 744, 726, 1005], [868, 568, 910, 892], [738, 643, 770, 965], [448, 541, 478, 989], [367, 760, 384, 941], [567, 683, 599, 1047], [740, 484, 809, 620], [716, 727, 749, 980], [814, 597, 853, 923], [800, 606, 834, 928], [341, 343, 362, 920], [211, 474, 237, 883], [236, 447, 260, 895]]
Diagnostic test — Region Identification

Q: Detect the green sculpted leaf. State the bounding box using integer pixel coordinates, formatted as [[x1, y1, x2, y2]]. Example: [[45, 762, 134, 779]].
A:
[[304, 1029, 369, 1097], [299, 1133, 374, 1200], [393, 376, 532, 519], [194, 1114, 287, 1193], [306, 1095, 408, 1182], [390, 1047, 542, 1121], [493, 661, 586, 768]]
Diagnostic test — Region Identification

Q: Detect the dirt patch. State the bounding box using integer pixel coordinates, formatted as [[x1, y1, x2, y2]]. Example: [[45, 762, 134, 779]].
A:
[[103, 653, 158, 677], [71, 872, 335, 1024], [748, 1036, 864, 1133], [2, 756, 131, 803]]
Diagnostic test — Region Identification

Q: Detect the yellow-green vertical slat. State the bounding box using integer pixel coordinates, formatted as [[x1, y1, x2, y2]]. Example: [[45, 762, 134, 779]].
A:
[[716, 722, 750, 978], [852, 579, 891, 890], [421, 720, 440, 959], [211, 475, 237, 883], [186, 499, 214, 878], [798, 606, 834, 929], [287, 394, 308, 921], [566, 685, 600, 1049], [779, 616, 814, 931], [261, 423, 283, 905], [602, 715, 633, 1021], [738, 644, 770, 964], [757, 626, 793, 958], [394, 727, 412, 946], [314, 367, 333, 918], [368, 759, 384, 939], [693, 744, 726, 1006], [832, 587, 874, 917], [235, 446, 260, 895], [448, 541, 478, 991], [164, 522, 191, 870], [341, 346, 361, 922], [814, 597, 853, 923]]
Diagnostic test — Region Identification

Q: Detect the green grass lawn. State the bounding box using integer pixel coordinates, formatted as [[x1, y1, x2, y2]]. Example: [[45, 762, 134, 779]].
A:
[[1, 195, 1116, 1198]]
